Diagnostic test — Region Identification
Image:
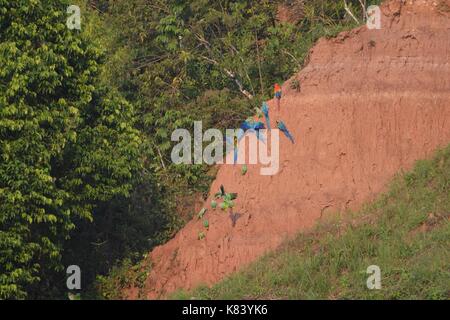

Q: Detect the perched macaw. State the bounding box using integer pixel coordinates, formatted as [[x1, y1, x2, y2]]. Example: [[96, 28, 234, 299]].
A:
[[214, 185, 226, 199], [225, 120, 266, 157], [274, 83, 282, 110], [240, 120, 252, 132], [276, 120, 294, 144], [262, 102, 270, 131]]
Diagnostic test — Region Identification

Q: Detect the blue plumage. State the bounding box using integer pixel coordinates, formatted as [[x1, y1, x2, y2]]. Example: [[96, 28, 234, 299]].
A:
[[262, 102, 270, 131], [240, 120, 266, 143], [276, 120, 295, 144]]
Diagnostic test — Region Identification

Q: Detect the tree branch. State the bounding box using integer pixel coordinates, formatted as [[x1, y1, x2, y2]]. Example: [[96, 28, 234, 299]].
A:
[[358, 0, 367, 21], [196, 34, 253, 99], [344, 0, 360, 24]]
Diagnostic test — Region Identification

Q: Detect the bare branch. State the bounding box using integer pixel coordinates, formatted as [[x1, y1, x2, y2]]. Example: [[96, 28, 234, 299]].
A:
[[343, 0, 360, 24], [196, 34, 254, 99], [281, 49, 301, 67], [358, 0, 368, 21], [156, 146, 166, 170]]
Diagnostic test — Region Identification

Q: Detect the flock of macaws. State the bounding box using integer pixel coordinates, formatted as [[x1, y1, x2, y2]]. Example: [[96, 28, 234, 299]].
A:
[[227, 90, 295, 164]]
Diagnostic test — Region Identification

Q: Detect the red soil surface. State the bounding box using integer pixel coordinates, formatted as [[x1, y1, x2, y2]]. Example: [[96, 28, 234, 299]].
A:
[[126, 0, 450, 299]]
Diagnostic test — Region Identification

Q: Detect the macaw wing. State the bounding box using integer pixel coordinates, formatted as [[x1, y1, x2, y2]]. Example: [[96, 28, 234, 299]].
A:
[[229, 193, 238, 200], [253, 121, 266, 130], [277, 121, 287, 131]]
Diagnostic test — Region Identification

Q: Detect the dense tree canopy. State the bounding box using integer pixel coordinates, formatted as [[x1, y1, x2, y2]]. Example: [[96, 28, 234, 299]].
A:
[[0, 0, 141, 298]]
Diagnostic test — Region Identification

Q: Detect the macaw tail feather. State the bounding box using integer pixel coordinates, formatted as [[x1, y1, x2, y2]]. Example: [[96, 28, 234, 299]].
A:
[[233, 148, 238, 164], [288, 135, 295, 144], [285, 131, 295, 144]]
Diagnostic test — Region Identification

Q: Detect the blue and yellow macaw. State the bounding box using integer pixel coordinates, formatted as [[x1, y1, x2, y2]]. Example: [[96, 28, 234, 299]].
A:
[[274, 83, 282, 110], [276, 120, 294, 144], [262, 102, 270, 131]]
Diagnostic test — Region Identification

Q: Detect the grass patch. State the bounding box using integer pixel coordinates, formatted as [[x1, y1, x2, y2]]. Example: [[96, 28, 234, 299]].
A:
[[173, 145, 450, 300]]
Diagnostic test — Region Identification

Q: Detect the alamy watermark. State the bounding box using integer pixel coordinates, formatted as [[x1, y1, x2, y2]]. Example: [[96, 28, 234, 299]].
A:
[[67, 5, 81, 30], [367, 5, 381, 30], [66, 265, 81, 290], [171, 121, 280, 175], [366, 265, 381, 290]]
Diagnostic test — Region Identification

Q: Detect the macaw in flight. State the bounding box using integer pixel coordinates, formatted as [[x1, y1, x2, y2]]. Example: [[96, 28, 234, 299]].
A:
[[239, 119, 266, 143], [225, 119, 266, 161], [276, 120, 294, 144]]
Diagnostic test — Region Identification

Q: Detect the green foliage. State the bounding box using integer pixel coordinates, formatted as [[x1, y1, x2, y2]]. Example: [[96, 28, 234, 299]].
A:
[[0, 0, 141, 299], [96, 257, 152, 300]]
